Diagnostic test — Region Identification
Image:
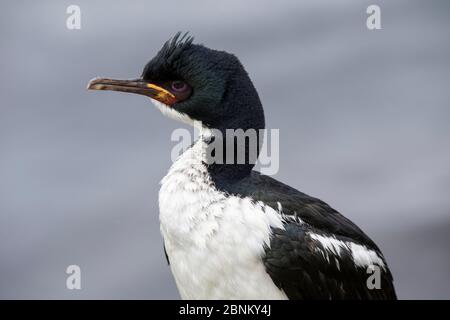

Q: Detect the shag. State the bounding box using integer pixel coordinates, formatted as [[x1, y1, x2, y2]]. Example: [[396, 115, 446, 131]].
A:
[[88, 33, 396, 300]]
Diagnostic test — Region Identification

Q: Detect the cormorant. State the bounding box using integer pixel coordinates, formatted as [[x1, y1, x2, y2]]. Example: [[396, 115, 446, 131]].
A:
[[88, 33, 396, 300]]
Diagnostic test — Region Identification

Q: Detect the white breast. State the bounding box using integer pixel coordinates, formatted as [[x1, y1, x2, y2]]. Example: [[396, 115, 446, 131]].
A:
[[158, 138, 288, 300]]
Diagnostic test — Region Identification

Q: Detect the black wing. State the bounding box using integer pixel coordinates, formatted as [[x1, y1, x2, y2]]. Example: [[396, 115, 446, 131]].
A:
[[264, 222, 396, 299], [224, 171, 397, 300]]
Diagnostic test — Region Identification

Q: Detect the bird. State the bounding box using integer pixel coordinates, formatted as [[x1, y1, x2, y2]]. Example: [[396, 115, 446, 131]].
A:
[[87, 32, 397, 300]]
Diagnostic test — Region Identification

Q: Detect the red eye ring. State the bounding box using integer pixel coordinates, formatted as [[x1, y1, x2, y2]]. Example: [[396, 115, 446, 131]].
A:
[[171, 81, 187, 92]]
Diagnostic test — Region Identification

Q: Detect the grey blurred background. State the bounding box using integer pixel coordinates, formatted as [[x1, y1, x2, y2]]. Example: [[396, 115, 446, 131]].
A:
[[1, 0, 449, 299]]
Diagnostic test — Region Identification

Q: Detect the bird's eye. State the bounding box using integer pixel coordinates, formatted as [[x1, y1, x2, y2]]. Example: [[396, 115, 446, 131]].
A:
[[171, 81, 188, 92]]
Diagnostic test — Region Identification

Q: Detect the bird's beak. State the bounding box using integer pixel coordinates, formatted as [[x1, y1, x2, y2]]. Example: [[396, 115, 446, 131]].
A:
[[87, 77, 177, 105]]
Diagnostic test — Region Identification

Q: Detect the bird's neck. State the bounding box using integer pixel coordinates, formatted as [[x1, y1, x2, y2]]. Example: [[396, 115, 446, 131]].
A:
[[201, 122, 264, 186], [201, 66, 266, 185]]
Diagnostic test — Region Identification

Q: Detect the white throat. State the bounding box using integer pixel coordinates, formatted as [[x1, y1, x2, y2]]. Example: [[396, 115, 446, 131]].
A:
[[151, 99, 202, 129]]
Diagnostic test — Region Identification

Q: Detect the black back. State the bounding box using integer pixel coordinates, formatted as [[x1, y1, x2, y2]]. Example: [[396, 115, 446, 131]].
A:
[[215, 171, 397, 299]]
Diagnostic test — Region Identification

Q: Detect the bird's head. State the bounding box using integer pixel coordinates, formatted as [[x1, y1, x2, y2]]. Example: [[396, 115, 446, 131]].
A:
[[88, 33, 265, 132]]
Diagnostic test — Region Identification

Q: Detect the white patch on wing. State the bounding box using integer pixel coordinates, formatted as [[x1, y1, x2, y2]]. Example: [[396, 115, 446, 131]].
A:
[[348, 242, 385, 268], [309, 233, 385, 270], [277, 204, 304, 224], [309, 233, 346, 256], [159, 137, 287, 300]]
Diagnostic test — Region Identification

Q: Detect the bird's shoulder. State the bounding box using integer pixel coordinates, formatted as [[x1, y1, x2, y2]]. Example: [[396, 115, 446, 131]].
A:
[[225, 171, 375, 248], [221, 171, 397, 299]]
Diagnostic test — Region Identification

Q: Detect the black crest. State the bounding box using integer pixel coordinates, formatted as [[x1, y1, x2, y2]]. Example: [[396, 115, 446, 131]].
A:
[[142, 32, 194, 79], [160, 32, 194, 64]]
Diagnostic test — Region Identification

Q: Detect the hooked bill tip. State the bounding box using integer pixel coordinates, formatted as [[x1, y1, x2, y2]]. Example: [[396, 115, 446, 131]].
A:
[[87, 77, 104, 90]]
